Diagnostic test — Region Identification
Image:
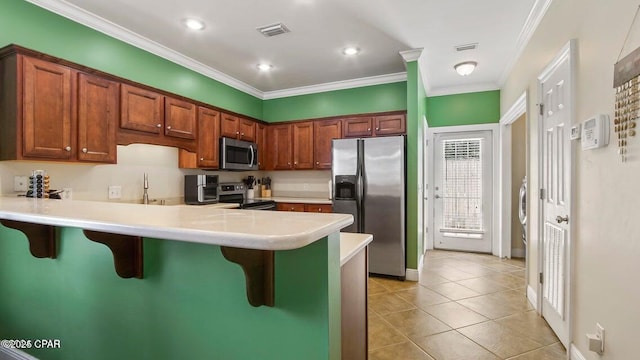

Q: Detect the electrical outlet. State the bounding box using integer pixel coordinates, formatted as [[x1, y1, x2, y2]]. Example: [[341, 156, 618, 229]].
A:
[[108, 185, 122, 199], [62, 188, 73, 200], [14, 176, 28, 192]]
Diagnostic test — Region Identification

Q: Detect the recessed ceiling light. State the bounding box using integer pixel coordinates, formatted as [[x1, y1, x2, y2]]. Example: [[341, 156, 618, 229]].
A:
[[257, 63, 273, 71], [343, 47, 360, 56], [184, 18, 205, 31], [454, 61, 477, 76]]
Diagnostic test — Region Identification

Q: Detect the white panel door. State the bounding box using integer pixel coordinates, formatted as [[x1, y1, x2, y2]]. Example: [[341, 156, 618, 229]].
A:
[[540, 47, 572, 347], [433, 131, 492, 253]]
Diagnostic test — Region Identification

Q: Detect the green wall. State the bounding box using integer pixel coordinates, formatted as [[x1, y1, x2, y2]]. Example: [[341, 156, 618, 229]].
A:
[[426, 90, 500, 127], [263, 82, 407, 122], [404, 61, 424, 270], [0, 225, 341, 360], [0, 0, 262, 119]]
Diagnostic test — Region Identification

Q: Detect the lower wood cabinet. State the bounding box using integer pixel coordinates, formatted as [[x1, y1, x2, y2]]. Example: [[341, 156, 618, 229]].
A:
[[276, 202, 332, 213]]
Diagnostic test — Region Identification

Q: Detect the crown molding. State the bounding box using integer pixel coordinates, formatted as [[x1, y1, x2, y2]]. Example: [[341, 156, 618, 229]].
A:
[[498, 0, 554, 86], [426, 83, 500, 97], [399, 48, 424, 63], [25, 0, 263, 98], [262, 72, 407, 100]]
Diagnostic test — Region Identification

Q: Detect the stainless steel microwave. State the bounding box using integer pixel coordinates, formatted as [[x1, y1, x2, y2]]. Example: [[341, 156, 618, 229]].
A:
[[184, 174, 219, 205], [219, 137, 258, 171]]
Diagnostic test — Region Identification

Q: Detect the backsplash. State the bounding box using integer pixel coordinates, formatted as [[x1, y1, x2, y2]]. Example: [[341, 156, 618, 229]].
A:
[[0, 144, 331, 201], [264, 170, 331, 199], [0, 144, 252, 201]]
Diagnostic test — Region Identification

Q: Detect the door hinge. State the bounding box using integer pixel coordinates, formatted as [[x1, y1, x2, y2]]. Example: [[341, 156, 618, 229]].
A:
[[538, 103, 544, 116], [425, 139, 429, 146], [539, 272, 544, 284], [539, 188, 545, 200]]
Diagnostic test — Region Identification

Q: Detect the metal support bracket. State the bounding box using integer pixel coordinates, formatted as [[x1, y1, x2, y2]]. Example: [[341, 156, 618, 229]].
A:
[[0, 220, 57, 259], [84, 230, 143, 279], [221, 247, 274, 307]]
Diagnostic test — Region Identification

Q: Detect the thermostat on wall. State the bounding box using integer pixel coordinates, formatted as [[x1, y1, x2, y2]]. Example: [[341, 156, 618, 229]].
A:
[[581, 114, 610, 150]]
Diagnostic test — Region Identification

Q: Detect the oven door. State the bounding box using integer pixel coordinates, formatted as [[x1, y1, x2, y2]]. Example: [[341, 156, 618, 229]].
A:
[[220, 137, 258, 171]]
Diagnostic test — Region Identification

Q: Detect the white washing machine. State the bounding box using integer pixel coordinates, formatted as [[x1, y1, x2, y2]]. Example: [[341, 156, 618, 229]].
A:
[[518, 176, 527, 246]]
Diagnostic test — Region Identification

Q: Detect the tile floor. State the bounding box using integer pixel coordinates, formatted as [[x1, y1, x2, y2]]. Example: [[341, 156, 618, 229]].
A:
[[367, 250, 566, 360]]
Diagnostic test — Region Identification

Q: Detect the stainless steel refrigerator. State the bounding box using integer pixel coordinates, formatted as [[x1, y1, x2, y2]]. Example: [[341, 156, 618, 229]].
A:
[[332, 136, 406, 278]]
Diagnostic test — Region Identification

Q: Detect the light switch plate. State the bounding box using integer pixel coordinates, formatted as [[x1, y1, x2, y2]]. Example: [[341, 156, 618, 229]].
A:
[[570, 124, 581, 140]]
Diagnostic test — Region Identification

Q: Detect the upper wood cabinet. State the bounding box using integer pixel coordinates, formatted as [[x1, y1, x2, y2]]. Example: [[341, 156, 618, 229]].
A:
[[255, 123, 267, 170], [165, 97, 196, 140], [374, 114, 406, 136], [21, 56, 74, 160], [343, 117, 373, 138], [343, 114, 406, 138], [267, 124, 293, 170], [293, 121, 314, 169], [120, 84, 164, 134], [314, 119, 342, 169], [0, 51, 116, 163], [77, 73, 118, 163], [221, 113, 256, 142], [196, 107, 220, 168]]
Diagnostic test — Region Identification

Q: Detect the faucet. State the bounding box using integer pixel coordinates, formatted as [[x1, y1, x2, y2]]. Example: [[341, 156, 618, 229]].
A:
[[143, 173, 149, 204]]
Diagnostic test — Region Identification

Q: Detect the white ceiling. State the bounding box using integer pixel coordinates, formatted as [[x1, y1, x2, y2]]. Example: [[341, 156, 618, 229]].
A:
[[30, 0, 546, 99]]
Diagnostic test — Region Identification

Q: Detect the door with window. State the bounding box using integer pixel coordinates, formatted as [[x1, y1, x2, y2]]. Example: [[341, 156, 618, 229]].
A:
[[433, 131, 493, 253]]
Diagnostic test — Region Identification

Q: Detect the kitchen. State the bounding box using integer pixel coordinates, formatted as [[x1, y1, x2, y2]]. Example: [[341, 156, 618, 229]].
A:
[[1, 0, 640, 360]]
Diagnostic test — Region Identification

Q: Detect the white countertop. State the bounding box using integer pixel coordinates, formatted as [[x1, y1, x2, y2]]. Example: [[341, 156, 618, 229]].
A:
[[340, 232, 373, 266], [0, 197, 352, 251], [256, 197, 333, 205]]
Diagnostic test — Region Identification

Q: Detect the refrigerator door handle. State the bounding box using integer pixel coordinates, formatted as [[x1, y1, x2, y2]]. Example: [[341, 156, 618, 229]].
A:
[[356, 139, 365, 233]]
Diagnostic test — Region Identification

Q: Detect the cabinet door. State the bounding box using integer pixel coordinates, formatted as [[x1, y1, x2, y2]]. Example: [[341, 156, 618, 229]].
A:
[[293, 121, 314, 169], [277, 203, 306, 212], [197, 107, 220, 168], [239, 118, 256, 142], [120, 84, 163, 134], [314, 119, 342, 169], [304, 204, 333, 213], [22, 56, 73, 159], [374, 114, 406, 136], [255, 123, 267, 169], [268, 124, 292, 170], [343, 117, 373, 138], [165, 97, 196, 139], [77, 73, 118, 163], [220, 113, 239, 138]]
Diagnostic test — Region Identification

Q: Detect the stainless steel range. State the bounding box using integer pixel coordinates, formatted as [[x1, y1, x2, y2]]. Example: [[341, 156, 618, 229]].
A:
[[218, 182, 276, 210]]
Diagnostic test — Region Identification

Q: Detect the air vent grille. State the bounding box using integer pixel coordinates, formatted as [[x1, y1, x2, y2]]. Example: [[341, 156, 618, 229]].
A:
[[257, 23, 291, 37], [455, 43, 478, 52]]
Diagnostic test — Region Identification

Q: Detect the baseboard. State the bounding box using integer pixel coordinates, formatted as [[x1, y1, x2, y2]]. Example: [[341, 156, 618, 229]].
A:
[[570, 344, 586, 360], [511, 248, 525, 258], [0, 347, 38, 360], [405, 268, 419, 282], [527, 285, 537, 310]]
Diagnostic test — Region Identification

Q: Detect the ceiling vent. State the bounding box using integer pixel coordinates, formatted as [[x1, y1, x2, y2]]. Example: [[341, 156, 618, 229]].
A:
[[455, 43, 478, 52], [257, 23, 291, 37]]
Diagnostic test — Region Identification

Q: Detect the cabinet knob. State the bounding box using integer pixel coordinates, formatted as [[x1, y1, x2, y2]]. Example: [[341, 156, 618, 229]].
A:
[[65, 146, 71, 152], [318, 208, 321, 212], [166, 126, 172, 130], [288, 162, 291, 165], [376, 127, 380, 131], [236, 131, 240, 135], [200, 157, 204, 161], [82, 148, 88, 153], [316, 161, 319, 165], [156, 124, 162, 128], [367, 128, 371, 131], [294, 161, 298, 165], [241, 132, 244, 136]]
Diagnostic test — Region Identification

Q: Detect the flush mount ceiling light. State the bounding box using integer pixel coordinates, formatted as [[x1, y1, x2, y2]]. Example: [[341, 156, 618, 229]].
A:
[[343, 47, 360, 56], [184, 18, 205, 30], [257, 63, 273, 71], [454, 61, 477, 76]]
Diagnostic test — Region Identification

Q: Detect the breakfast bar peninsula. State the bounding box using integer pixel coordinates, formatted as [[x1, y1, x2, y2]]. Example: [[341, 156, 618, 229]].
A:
[[0, 197, 357, 360]]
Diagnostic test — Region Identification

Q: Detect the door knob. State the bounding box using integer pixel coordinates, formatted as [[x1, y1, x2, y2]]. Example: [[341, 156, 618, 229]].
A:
[[556, 215, 569, 224]]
